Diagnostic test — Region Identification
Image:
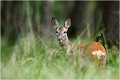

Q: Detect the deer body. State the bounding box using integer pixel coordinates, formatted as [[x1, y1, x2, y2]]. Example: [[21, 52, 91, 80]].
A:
[[51, 17, 106, 67]]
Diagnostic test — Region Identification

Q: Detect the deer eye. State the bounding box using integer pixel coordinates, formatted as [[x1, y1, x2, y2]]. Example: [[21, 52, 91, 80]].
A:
[[64, 31, 67, 33], [56, 31, 58, 33]]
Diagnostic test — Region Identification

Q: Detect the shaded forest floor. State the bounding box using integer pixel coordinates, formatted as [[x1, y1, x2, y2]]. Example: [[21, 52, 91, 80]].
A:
[[1, 34, 119, 79]]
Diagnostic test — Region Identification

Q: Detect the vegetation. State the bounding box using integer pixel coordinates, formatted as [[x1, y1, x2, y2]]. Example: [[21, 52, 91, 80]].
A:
[[1, 32, 119, 79], [1, 1, 119, 79]]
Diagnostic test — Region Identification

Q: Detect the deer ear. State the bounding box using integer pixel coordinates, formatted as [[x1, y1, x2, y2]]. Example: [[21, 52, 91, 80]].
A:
[[51, 17, 59, 29], [64, 18, 71, 28]]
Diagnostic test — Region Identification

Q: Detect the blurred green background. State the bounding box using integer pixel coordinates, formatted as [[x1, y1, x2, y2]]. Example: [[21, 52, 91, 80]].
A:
[[1, 1, 119, 79], [1, 1, 119, 46]]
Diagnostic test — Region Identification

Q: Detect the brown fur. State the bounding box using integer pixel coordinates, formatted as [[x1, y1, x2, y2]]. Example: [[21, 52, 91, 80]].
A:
[[52, 17, 106, 68]]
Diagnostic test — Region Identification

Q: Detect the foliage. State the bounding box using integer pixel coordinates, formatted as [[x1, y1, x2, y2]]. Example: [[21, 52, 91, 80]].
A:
[[1, 1, 119, 79], [1, 33, 119, 79]]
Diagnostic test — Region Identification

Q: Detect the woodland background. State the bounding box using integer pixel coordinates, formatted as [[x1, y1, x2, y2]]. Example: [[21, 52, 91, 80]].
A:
[[1, 1, 119, 79], [1, 1, 119, 47]]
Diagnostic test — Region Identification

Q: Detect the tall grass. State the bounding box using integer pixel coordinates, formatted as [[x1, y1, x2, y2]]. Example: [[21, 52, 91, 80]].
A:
[[1, 32, 119, 79], [1, 1, 119, 79]]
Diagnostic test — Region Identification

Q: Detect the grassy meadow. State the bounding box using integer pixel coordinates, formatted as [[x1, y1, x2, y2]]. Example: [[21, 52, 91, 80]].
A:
[[1, 1, 119, 79], [1, 32, 119, 79]]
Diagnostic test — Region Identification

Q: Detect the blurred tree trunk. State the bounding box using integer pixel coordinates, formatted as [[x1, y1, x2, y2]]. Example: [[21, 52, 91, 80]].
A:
[[40, 1, 52, 38], [103, 1, 119, 47], [69, 1, 86, 38], [1, 1, 12, 37], [1, 1, 24, 43], [69, 1, 97, 38]]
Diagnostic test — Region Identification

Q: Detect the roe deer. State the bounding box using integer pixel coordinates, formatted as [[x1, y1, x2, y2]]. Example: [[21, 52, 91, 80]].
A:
[[51, 17, 106, 68]]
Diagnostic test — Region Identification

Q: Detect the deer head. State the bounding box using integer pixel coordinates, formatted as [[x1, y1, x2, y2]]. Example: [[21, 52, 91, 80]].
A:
[[51, 17, 71, 44]]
